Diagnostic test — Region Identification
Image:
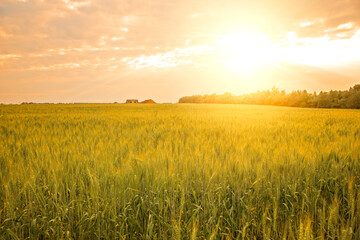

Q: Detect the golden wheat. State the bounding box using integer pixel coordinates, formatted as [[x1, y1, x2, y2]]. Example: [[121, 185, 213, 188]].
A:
[[0, 104, 359, 239]]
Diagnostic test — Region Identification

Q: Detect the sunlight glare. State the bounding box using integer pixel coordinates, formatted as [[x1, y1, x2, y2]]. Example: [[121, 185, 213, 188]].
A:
[[216, 32, 272, 73]]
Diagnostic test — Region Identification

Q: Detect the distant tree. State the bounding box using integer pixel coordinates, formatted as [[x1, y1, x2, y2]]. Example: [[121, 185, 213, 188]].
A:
[[347, 84, 360, 109], [178, 84, 360, 109], [287, 90, 310, 107], [316, 92, 331, 108]]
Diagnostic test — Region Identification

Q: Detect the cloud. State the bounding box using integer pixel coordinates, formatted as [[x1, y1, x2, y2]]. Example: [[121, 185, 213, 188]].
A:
[[122, 46, 213, 70]]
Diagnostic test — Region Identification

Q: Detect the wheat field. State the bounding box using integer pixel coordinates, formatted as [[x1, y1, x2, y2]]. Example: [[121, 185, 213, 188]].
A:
[[0, 104, 359, 239]]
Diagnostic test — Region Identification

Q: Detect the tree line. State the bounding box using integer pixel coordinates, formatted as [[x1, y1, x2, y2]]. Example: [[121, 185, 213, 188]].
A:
[[179, 84, 360, 109]]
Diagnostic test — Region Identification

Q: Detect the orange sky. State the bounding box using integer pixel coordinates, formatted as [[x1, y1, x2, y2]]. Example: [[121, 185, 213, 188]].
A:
[[1, 0, 360, 103]]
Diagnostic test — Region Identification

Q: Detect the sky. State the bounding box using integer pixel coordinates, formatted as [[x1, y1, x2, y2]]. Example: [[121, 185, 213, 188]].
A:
[[1, 0, 360, 103]]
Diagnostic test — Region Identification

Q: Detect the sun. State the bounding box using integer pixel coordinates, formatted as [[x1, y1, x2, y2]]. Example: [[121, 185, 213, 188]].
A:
[[216, 32, 273, 74]]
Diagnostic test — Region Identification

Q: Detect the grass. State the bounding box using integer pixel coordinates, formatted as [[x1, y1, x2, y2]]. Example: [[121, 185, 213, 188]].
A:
[[0, 103, 359, 239]]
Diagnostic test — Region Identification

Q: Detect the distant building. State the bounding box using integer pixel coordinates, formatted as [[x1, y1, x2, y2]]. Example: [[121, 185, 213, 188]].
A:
[[126, 99, 138, 104], [141, 99, 156, 104]]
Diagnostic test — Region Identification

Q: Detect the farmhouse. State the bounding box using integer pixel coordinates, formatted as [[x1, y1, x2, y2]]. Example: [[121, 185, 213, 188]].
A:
[[141, 99, 156, 104], [125, 99, 138, 103]]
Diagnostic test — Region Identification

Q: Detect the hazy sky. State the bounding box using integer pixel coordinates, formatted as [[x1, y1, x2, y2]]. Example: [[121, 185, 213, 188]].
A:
[[1, 0, 360, 103]]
